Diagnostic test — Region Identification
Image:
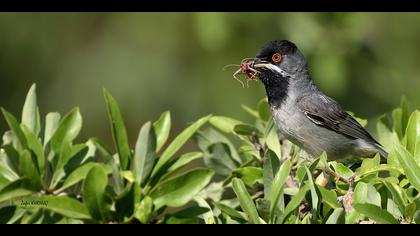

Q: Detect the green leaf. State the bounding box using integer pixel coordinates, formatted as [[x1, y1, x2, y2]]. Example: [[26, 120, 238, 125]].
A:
[[23, 195, 91, 220], [233, 167, 263, 187], [21, 125, 45, 175], [326, 208, 345, 224], [355, 154, 380, 177], [263, 150, 280, 200], [203, 143, 237, 176], [0, 178, 34, 203], [393, 108, 404, 139], [195, 127, 242, 164], [49, 144, 89, 189], [43, 112, 61, 147], [330, 162, 354, 179], [241, 104, 259, 118], [83, 165, 111, 221], [316, 185, 341, 209], [387, 199, 403, 219], [265, 127, 281, 159], [256, 198, 271, 223], [354, 182, 381, 207], [0, 206, 17, 224], [209, 116, 243, 133], [150, 168, 214, 209], [133, 121, 156, 185], [55, 163, 111, 194], [115, 182, 141, 222], [405, 110, 420, 156], [214, 202, 247, 223], [231, 178, 261, 224], [152, 115, 211, 177], [18, 150, 41, 190], [304, 165, 319, 213], [167, 152, 203, 173], [377, 122, 400, 153], [134, 196, 153, 224], [103, 89, 131, 170], [257, 98, 270, 121], [21, 84, 40, 135], [354, 203, 399, 224], [233, 124, 262, 137], [121, 170, 135, 183], [1, 108, 28, 149], [270, 160, 291, 216], [153, 111, 171, 152], [50, 107, 82, 154], [161, 152, 203, 180], [382, 181, 408, 215], [395, 145, 420, 191], [281, 184, 310, 223], [194, 196, 215, 224]]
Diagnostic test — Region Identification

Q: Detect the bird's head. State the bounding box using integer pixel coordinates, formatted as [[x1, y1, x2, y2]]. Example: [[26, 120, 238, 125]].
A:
[[252, 40, 308, 84]]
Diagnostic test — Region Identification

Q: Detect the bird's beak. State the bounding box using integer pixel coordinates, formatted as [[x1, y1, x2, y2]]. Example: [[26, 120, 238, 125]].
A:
[[252, 58, 291, 78]]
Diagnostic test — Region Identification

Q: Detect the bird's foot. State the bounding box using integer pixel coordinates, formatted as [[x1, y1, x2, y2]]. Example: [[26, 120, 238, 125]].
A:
[[338, 175, 355, 213]]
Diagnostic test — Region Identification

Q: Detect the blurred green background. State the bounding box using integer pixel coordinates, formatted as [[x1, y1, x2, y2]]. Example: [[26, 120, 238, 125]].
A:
[[1, 12, 419, 147]]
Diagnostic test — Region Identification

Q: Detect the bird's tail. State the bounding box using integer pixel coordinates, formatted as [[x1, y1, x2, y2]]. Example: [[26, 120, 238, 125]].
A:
[[375, 144, 388, 163]]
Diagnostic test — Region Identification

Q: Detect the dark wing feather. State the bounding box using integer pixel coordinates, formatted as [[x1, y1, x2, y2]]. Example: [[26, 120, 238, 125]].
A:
[[297, 93, 380, 145]]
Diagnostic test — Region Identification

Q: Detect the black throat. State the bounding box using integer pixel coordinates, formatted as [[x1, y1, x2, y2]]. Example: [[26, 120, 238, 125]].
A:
[[259, 71, 290, 108]]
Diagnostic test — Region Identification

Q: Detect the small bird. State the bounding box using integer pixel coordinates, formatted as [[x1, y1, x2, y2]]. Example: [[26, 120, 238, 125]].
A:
[[246, 40, 388, 161]]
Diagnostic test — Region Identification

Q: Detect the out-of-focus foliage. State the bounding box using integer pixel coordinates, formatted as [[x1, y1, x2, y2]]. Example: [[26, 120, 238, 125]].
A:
[[1, 13, 420, 147]]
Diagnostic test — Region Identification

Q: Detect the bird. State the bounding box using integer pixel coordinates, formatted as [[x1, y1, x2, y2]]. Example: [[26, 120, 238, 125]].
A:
[[248, 39, 388, 161]]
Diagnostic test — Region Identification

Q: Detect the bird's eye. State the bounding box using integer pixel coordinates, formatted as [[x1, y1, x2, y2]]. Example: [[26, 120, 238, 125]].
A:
[[272, 53, 282, 63]]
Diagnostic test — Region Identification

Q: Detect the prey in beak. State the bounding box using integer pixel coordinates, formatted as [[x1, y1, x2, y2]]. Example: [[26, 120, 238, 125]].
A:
[[225, 58, 264, 87], [226, 58, 291, 87]]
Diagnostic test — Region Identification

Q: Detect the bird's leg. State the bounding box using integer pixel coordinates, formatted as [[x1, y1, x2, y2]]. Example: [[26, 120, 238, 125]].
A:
[[322, 165, 356, 212], [338, 175, 355, 213]]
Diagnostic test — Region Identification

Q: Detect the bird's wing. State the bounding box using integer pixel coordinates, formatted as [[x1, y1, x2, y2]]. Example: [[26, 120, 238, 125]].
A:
[[296, 93, 380, 145]]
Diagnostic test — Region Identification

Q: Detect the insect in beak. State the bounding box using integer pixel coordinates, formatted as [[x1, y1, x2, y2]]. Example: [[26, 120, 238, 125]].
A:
[[224, 58, 265, 87]]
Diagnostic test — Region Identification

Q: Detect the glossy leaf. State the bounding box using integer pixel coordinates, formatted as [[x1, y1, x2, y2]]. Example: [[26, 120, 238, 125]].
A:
[[405, 110, 420, 156], [152, 115, 211, 177], [214, 202, 247, 223], [209, 116, 243, 133], [263, 150, 280, 200], [270, 160, 291, 216], [354, 203, 399, 224], [21, 125, 45, 174], [18, 150, 41, 190], [55, 163, 111, 194], [232, 178, 261, 224], [1, 108, 28, 149], [150, 168, 214, 209], [24, 195, 91, 220], [21, 84, 39, 135], [133, 121, 156, 185], [134, 196, 153, 224], [395, 145, 420, 191], [103, 89, 131, 170], [43, 112, 61, 147], [153, 111, 171, 152], [50, 107, 82, 154], [233, 167, 263, 187], [0, 178, 33, 203], [325, 208, 344, 224], [83, 165, 111, 221]]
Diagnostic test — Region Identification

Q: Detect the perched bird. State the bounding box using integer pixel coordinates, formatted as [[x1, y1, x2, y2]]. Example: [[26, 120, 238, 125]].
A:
[[248, 40, 388, 161]]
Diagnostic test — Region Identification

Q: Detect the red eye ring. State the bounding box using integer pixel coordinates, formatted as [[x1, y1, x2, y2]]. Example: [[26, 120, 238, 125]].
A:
[[272, 53, 282, 63]]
